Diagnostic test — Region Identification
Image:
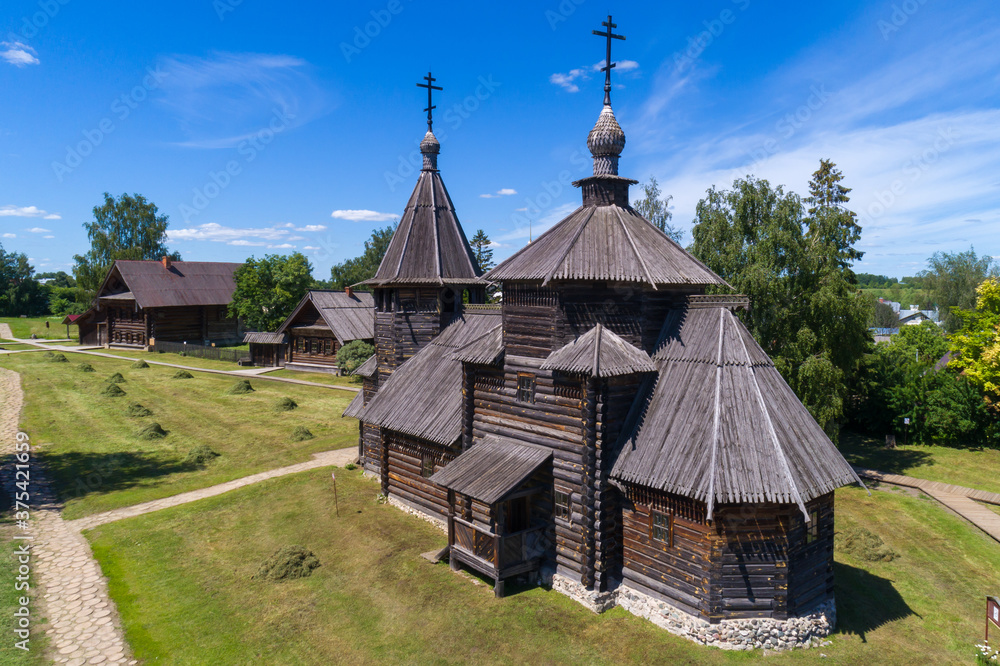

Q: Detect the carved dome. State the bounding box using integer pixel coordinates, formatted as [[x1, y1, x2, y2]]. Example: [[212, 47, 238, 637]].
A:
[[587, 105, 626, 176]]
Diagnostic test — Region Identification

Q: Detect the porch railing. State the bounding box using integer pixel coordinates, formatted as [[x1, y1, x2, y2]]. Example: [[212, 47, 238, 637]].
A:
[[451, 516, 544, 571]]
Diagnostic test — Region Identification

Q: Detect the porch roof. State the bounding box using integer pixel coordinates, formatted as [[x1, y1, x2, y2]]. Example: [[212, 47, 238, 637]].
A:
[[430, 436, 551, 505]]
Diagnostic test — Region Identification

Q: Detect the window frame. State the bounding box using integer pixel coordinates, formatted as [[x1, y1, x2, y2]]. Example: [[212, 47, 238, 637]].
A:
[[650, 509, 673, 547], [421, 453, 435, 479], [806, 508, 820, 544], [554, 489, 571, 522], [516, 373, 536, 404]]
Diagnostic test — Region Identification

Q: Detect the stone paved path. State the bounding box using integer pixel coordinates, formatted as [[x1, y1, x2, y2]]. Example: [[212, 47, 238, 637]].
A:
[[854, 466, 1000, 543], [0, 367, 134, 665], [68, 447, 358, 532], [0, 323, 14, 339]]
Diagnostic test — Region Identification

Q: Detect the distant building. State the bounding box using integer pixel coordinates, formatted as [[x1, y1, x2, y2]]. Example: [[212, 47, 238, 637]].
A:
[[272, 289, 375, 373]]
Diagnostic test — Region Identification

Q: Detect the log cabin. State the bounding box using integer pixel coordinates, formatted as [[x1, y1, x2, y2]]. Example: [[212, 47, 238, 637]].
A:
[[75, 258, 242, 348], [243, 331, 288, 367], [348, 37, 862, 649], [274, 289, 374, 373]]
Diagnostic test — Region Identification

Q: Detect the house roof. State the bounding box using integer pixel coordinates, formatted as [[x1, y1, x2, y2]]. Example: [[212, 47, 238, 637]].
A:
[[98, 261, 242, 309], [343, 390, 366, 419], [611, 306, 862, 520], [365, 153, 483, 286], [430, 436, 552, 504], [61, 314, 83, 324], [353, 354, 378, 378], [451, 323, 504, 365], [354, 310, 501, 446], [243, 331, 287, 345], [277, 291, 374, 343], [485, 204, 727, 289], [541, 323, 656, 377]]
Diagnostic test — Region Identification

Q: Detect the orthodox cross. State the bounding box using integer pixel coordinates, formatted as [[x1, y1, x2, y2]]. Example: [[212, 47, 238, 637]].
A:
[[592, 15, 626, 106], [416, 71, 442, 131]]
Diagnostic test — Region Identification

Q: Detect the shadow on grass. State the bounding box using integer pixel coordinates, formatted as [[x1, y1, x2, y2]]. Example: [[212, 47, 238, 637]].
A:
[[833, 561, 917, 643], [838, 431, 935, 476], [1, 450, 203, 506]]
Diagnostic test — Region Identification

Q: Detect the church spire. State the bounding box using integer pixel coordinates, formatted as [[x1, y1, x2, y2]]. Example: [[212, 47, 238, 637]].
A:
[[417, 71, 442, 171], [587, 16, 627, 177]]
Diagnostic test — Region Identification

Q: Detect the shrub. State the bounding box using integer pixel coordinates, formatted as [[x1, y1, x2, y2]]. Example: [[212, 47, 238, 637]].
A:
[[124, 402, 152, 418], [101, 384, 126, 397], [226, 379, 254, 395], [77, 363, 95, 372], [253, 545, 320, 581], [338, 340, 375, 374], [345, 463, 357, 471], [172, 370, 194, 379], [274, 397, 298, 412], [135, 422, 168, 440], [838, 526, 898, 562], [106, 372, 126, 384], [131, 359, 149, 369], [291, 426, 314, 442], [184, 444, 220, 466]]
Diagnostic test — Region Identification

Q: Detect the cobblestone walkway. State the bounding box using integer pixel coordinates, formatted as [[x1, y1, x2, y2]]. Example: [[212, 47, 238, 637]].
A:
[[69, 447, 358, 532], [0, 367, 134, 665], [854, 466, 1000, 543]]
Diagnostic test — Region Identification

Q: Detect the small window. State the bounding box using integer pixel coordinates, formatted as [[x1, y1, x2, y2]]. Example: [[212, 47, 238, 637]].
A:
[[516, 374, 535, 404], [421, 454, 435, 479], [806, 509, 820, 544], [651, 510, 672, 547], [554, 490, 571, 521]]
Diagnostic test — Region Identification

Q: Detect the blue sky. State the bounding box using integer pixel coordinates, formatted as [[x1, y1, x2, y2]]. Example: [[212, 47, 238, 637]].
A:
[[1, 0, 998, 280]]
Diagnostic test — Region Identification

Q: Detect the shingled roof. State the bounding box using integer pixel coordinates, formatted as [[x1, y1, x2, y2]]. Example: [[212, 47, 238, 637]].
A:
[[430, 436, 552, 505], [365, 130, 483, 286], [451, 323, 504, 365], [98, 260, 242, 309], [611, 306, 862, 520], [541, 323, 655, 377], [485, 205, 727, 288], [354, 310, 501, 445], [277, 291, 374, 343], [353, 354, 378, 378]]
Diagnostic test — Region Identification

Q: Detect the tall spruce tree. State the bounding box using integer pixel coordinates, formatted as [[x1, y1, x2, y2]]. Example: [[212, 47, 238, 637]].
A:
[[469, 229, 494, 272]]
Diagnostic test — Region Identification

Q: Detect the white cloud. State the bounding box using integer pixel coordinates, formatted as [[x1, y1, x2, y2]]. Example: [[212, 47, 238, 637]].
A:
[[169, 222, 293, 245], [550, 60, 640, 93], [295, 224, 326, 232], [26, 227, 51, 233], [330, 209, 397, 222], [479, 188, 518, 199], [269, 243, 295, 249], [42, 235, 54, 239], [1, 233, 15, 239], [1, 41, 39, 67], [0, 205, 61, 219], [303, 245, 320, 251]]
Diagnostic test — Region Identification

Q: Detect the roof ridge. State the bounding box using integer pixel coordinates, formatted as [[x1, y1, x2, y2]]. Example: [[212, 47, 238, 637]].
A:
[[612, 206, 657, 290], [430, 171, 443, 284], [730, 309, 810, 520], [592, 323, 603, 377], [706, 308, 723, 521], [542, 207, 596, 287]]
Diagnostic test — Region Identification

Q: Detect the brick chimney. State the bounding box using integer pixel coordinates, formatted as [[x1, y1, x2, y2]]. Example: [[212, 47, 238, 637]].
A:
[[345, 286, 353, 298], [162, 256, 172, 270]]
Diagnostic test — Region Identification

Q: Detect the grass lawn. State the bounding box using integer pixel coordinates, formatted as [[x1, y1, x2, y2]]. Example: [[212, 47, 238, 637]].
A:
[[84, 469, 999, 665], [0, 351, 358, 520], [0, 344, 42, 352], [0, 317, 76, 341], [261, 368, 362, 388], [98, 348, 242, 372], [840, 431, 1000, 496]]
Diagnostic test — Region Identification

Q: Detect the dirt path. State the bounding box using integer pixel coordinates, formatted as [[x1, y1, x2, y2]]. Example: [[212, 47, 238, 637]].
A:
[[0, 367, 134, 665], [68, 447, 358, 532], [0, 323, 13, 339], [854, 466, 1000, 543]]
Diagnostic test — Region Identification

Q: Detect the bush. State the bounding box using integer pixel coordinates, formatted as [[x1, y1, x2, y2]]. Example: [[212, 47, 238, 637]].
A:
[[101, 384, 126, 397], [291, 426, 314, 442], [184, 444, 220, 466], [172, 370, 194, 379], [338, 340, 375, 374], [838, 526, 898, 562], [135, 422, 168, 440], [124, 402, 152, 418], [106, 372, 126, 384], [345, 463, 357, 471], [253, 545, 320, 581], [77, 363, 95, 372], [226, 379, 254, 395], [274, 397, 298, 412], [131, 359, 149, 369]]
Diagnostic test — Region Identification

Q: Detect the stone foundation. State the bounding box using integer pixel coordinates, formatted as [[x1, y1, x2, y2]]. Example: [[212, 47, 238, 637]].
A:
[[549, 572, 618, 613], [616, 585, 835, 652]]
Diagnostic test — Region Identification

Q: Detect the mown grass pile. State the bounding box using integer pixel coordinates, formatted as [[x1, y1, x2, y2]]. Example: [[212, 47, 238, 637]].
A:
[[253, 545, 320, 581]]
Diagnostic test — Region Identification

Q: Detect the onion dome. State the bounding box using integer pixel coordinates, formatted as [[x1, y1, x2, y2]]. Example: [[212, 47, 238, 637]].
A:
[[420, 130, 440, 171], [587, 104, 626, 176]]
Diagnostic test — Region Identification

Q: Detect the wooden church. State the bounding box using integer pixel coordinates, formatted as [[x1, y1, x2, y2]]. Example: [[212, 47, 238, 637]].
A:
[[347, 19, 860, 647]]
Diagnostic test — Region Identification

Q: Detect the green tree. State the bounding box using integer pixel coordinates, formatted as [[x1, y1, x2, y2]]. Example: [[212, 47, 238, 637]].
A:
[[873, 301, 899, 328], [632, 176, 682, 242], [338, 339, 375, 374], [329, 224, 396, 290], [950, 278, 1000, 400], [229, 253, 314, 332], [918, 248, 998, 331], [690, 165, 872, 436], [469, 229, 494, 272], [72, 192, 180, 294], [0, 242, 48, 316], [805, 159, 863, 273]]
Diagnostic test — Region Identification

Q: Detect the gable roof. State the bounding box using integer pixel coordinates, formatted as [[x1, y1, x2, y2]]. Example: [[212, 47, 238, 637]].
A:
[[277, 291, 374, 343], [97, 261, 242, 309], [430, 436, 552, 504], [353, 354, 378, 378], [451, 323, 504, 365], [611, 306, 862, 520], [365, 169, 483, 286], [485, 205, 727, 289], [243, 331, 287, 345], [541, 323, 656, 377], [355, 311, 501, 445]]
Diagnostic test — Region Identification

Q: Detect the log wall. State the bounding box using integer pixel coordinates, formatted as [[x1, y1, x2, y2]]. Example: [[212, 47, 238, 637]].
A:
[[385, 431, 459, 520], [107, 306, 147, 346]]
